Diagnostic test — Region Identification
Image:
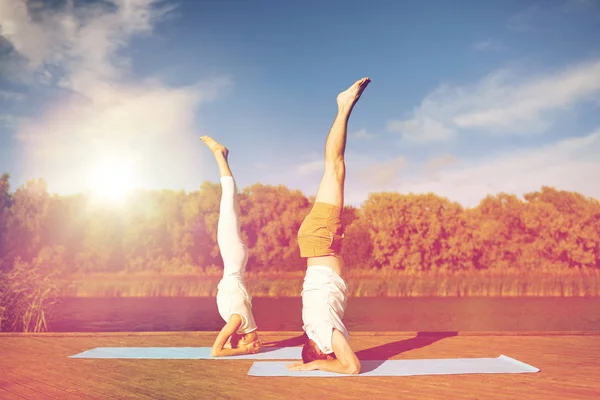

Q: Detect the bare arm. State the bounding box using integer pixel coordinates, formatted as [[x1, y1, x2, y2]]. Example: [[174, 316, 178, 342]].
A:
[[211, 314, 259, 357], [287, 330, 360, 374], [213, 341, 260, 357]]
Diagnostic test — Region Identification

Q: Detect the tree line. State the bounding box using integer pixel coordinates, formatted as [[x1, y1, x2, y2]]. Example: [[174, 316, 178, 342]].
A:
[[1, 173, 599, 276]]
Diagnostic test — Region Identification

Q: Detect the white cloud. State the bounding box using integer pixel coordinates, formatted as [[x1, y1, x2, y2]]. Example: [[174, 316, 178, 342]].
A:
[[388, 59, 600, 143], [0, 90, 24, 102], [387, 116, 455, 143], [352, 156, 407, 192], [0, 0, 231, 194], [0, 91, 23, 128], [296, 160, 323, 176], [291, 154, 408, 206], [507, 0, 600, 32], [16, 77, 231, 193], [398, 129, 600, 208], [0, 114, 19, 128], [0, 0, 174, 89], [283, 130, 599, 208], [473, 39, 504, 52], [424, 153, 459, 173], [454, 61, 600, 129], [351, 128, 376, 140]]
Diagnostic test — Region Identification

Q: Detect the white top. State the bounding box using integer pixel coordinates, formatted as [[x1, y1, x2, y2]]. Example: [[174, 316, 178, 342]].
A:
[[216, 276, 257, 334], [301, 265, 349, 354]]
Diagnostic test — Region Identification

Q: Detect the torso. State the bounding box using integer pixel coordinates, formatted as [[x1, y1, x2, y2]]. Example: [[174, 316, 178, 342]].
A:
[[307, 255, 344, 277], [216, 278, 257, 334], [301, 263, 349, 354]]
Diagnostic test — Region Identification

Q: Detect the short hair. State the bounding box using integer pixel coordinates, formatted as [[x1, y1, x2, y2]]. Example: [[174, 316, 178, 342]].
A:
[[302, 339, 336, 363], [229, 333, 241, 348]]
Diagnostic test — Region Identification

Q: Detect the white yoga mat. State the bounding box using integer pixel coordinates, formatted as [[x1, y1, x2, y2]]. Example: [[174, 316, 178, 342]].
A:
[[248, 355, 540, 377], [69, 346, 302, 360]]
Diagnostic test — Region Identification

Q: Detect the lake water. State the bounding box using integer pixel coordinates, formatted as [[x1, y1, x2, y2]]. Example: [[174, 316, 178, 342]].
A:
[[48, 297, 600, 332]]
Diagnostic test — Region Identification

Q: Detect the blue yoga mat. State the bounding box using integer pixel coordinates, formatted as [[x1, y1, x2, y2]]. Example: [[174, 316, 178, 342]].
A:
[[69, 346, 302, 360], [248, 355, 540, 377]]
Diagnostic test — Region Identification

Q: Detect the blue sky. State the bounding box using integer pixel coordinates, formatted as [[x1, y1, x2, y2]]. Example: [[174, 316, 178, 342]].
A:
[[1, 0, 599, 207]]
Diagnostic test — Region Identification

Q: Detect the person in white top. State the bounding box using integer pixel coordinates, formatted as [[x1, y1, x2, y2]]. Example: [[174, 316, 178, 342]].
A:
[[201, 136, 261, 357], [288, 77, 371, 374]]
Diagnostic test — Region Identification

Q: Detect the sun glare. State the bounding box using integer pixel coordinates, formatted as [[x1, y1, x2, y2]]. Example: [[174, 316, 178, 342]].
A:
[[88, 158, 138, 204]]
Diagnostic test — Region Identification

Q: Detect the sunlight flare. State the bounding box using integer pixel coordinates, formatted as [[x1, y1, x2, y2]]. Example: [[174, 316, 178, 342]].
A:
[[88, 157, 139, 204]]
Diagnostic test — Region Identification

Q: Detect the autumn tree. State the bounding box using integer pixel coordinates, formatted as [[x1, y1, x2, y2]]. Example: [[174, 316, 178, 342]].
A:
[[468, 193, 525, 270], [240, 184, 311, 271], [0, 171, 598, 274], [340, 206, 374, 269], [362, 192, 468, 272], [523, 187, 600, 269]]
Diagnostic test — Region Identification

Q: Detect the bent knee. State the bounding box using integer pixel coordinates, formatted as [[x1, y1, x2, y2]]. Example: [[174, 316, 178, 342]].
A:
[[324, 160, 345, 181]]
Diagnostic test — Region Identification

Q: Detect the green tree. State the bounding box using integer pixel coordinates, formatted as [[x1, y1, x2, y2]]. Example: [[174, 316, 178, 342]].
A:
[[0, 173, 12, 272], [176, 182, 221, 269], [3, 179, 52, 269]]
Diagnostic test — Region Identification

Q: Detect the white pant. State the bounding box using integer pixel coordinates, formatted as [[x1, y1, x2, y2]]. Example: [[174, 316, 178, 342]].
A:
[[218, 176, 248, 278], [216, 176, 256, 334]]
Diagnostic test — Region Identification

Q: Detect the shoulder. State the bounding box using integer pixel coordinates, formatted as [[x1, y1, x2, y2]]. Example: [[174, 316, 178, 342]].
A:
[[228, 313, 243, 325]]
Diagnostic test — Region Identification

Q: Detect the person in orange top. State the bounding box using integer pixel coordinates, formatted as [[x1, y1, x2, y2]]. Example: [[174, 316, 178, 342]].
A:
[[288, 77, 371, 374]]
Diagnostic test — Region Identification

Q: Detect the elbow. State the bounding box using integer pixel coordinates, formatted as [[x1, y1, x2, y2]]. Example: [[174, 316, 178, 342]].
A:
[[211, 349, 221, 357], [345, 360, 361, 375]]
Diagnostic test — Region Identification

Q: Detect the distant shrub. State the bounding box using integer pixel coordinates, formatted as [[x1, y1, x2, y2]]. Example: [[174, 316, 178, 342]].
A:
[[0, 255, 60, 332]]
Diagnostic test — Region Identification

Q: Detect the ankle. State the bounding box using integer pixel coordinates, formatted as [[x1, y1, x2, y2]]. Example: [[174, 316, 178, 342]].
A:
[[337, 105, 353, 117], [213, 152, 228, 164]]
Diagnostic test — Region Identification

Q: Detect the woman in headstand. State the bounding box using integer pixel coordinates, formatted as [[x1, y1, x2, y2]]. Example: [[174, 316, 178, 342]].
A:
[[201, 136, 261, 357], [288, 77, 371, 374]]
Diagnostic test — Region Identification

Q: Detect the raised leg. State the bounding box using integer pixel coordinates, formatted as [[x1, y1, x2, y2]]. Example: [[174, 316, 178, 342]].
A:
[[314, 77, 371, 208], [201, 136, 248, 277]]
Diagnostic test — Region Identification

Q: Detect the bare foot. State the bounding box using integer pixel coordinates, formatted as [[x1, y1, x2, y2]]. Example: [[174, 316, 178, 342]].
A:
[[336, 77, 371, 110], [200, 135, 229, 158]]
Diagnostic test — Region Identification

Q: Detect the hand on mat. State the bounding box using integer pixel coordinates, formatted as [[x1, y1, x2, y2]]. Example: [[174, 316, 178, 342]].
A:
[[286, 362, 317, 371], [244, 340, 261, 354]]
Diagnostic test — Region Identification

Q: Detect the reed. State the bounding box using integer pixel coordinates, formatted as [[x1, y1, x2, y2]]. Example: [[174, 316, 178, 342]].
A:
[[346, 270, 600, 297], [0, 259, 60, 332], [60, 269, 600, 297]]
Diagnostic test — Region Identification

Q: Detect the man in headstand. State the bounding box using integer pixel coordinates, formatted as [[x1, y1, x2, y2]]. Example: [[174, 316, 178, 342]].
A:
[[201, 136, 261, 357], [287, 77, 371, 374]]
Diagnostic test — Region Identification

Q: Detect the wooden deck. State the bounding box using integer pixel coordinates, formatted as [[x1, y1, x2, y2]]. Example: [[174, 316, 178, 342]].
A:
[[1, 331, 600, 399]]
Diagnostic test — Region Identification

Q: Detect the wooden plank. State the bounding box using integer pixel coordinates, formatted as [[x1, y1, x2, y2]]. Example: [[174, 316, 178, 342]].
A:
[[2, 330, 600, 337], [0, 387, 26, 400], [2, 371, 86, 400], [0, 378, 48, 400], [0, 333, 599, 400]]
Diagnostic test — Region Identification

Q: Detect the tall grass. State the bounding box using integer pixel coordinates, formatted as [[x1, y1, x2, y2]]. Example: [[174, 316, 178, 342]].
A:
[[347, 269, 600, 297], [0, 259, 60, 332], [60, 269, 600, 297]]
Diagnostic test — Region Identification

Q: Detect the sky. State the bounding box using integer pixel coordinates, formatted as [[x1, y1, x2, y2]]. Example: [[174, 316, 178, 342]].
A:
[[0, 0, 599, 208]]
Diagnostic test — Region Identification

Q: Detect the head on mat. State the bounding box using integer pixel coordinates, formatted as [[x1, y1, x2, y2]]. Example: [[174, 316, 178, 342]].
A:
[[286, 77, 371, 375], [200, 135, 260, 358], [227, 331, 260, 349], [302, 338, 336, 363]]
